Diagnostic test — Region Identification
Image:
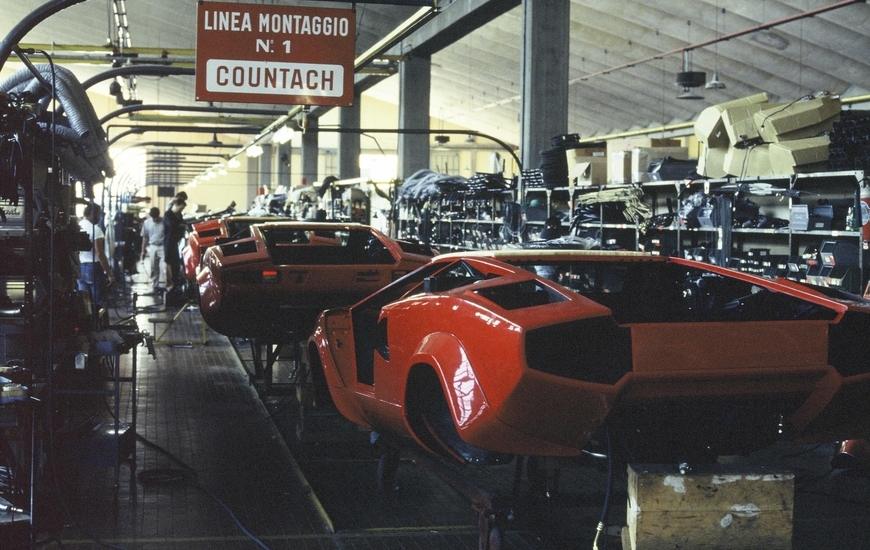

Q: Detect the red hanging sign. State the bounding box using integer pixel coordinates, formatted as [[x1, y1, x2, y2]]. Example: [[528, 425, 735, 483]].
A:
[[195, 2, 356, 106]]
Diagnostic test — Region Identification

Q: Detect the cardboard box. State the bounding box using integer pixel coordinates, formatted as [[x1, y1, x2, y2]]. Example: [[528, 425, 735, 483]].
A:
[[697, 143, 728, 179], [632, 147, 689, 182], [761, 114, 838, 143], [694, 93, 770, 147], [610, 151, 632, 184], [570, 156, 607, 186], [724, 145, 774, 177], [723, 102, 781, 145], [768, 135, 830, 174], [754, 95, 841, 142], [625, 463, 794, 550], [572, 147, 606, 160], [606, 138, 681, 169]]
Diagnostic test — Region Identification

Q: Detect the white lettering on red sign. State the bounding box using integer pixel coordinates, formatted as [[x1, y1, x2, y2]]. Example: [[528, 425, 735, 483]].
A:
[[205, 59, 343, 97], [257, 14, 350, 36], [202, 11, 252, 32], [201, 10, 350, 36]]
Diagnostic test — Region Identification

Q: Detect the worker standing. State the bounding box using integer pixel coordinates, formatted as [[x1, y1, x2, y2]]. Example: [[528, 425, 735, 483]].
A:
[[163, 197, 187, 291], [77, 203, 116, 308], [140, 206, 166, 291]]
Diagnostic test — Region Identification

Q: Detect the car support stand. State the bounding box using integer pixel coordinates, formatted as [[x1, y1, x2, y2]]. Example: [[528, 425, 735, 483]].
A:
[[242, 336, 308, 397], [149, 300, 206, 346], [375, 434, 514, 550]]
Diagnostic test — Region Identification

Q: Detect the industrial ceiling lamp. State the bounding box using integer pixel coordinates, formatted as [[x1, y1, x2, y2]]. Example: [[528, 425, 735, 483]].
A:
[[706, 5, 727, 90], [677, 86, 703, 100], [676, 50, 705, 100], [706, 71, 726, 90]]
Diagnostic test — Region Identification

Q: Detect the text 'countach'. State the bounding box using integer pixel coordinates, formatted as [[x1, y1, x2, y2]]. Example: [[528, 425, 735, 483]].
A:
[[205, 59, 343, 97]]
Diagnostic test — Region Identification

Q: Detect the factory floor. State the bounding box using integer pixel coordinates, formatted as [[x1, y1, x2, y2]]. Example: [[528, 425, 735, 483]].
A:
[[14, 273, 870, 549]]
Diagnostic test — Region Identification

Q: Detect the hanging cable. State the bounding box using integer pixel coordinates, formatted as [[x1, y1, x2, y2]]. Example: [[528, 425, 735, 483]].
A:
[[592, 428, 614, 550]]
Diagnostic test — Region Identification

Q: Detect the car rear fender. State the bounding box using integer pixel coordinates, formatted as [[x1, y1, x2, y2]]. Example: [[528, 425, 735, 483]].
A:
[[407, 332, 489, 431]]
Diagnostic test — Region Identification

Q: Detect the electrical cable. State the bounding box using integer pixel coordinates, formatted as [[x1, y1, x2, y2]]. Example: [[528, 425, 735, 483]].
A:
[[134, 434, 273, 550], [757, 94, 814, 134], [592, 429, 613, 550]]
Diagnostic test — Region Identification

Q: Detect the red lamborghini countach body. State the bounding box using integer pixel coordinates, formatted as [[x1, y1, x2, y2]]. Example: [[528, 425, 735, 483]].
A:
[[309, 249, 870, 464], [197, 222, 437, 338], [183, 215, 282, 283]]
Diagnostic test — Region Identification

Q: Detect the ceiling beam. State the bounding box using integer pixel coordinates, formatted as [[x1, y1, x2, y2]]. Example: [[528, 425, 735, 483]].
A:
[[402, 0, 522, 57]]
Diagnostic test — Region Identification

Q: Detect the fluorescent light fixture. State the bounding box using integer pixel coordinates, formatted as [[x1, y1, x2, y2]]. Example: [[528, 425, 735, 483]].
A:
[[271, 125, 295, 145], [227, 157, 241, 168], [246, 144, 264, 158]]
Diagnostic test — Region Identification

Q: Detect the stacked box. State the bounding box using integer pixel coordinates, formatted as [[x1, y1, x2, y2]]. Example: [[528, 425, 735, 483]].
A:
[[606, 138, 682, 183], [769, 136, 831, 174], [694, 93, 840, 178], [632, 146, 689, 182], [610, 151, 632, 184], [695, 93, 771, 148], [570, 147, 607, 186], [755, 95, 840, 143]]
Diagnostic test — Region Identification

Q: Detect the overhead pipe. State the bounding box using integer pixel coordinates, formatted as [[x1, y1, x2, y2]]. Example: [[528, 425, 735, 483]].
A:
[[81, 65, 195, 90], [312, 127, 522, 171], [114, 141, 240, 152], [107, 124, 262, 145], [100, 103, 286, 125], [0, 0, 87, 72]]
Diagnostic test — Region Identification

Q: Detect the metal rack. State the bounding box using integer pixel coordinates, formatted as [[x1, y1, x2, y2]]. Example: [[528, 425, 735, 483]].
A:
[[530, 170, 868, 292]]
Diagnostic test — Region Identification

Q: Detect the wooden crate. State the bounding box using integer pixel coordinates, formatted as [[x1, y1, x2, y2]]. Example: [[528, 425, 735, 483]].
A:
[[624, 463, 794, 550]]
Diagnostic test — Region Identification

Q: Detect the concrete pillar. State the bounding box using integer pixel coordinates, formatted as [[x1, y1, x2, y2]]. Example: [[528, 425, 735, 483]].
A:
[[398, 55, 431, 179], [338, 93, 361, 179], [259, 144, 273, 195], [520, 2, 570, 172], [301, 117, 319, 186], [246, 156, 258, 210], [276, 142, 291, 190]]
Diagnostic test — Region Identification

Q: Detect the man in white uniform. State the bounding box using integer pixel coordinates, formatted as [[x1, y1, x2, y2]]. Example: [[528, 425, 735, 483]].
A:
[[77, 203, 115, 308], [140, 206, 166, 291]]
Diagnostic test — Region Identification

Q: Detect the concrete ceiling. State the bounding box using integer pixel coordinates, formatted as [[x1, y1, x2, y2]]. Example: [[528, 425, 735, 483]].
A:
[[3, 0, 870, 160]]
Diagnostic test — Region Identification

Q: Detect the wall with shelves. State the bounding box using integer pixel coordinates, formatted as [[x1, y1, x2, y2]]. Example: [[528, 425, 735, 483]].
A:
[[396, 172, 516, 250], [571, 170, 868, 294]]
